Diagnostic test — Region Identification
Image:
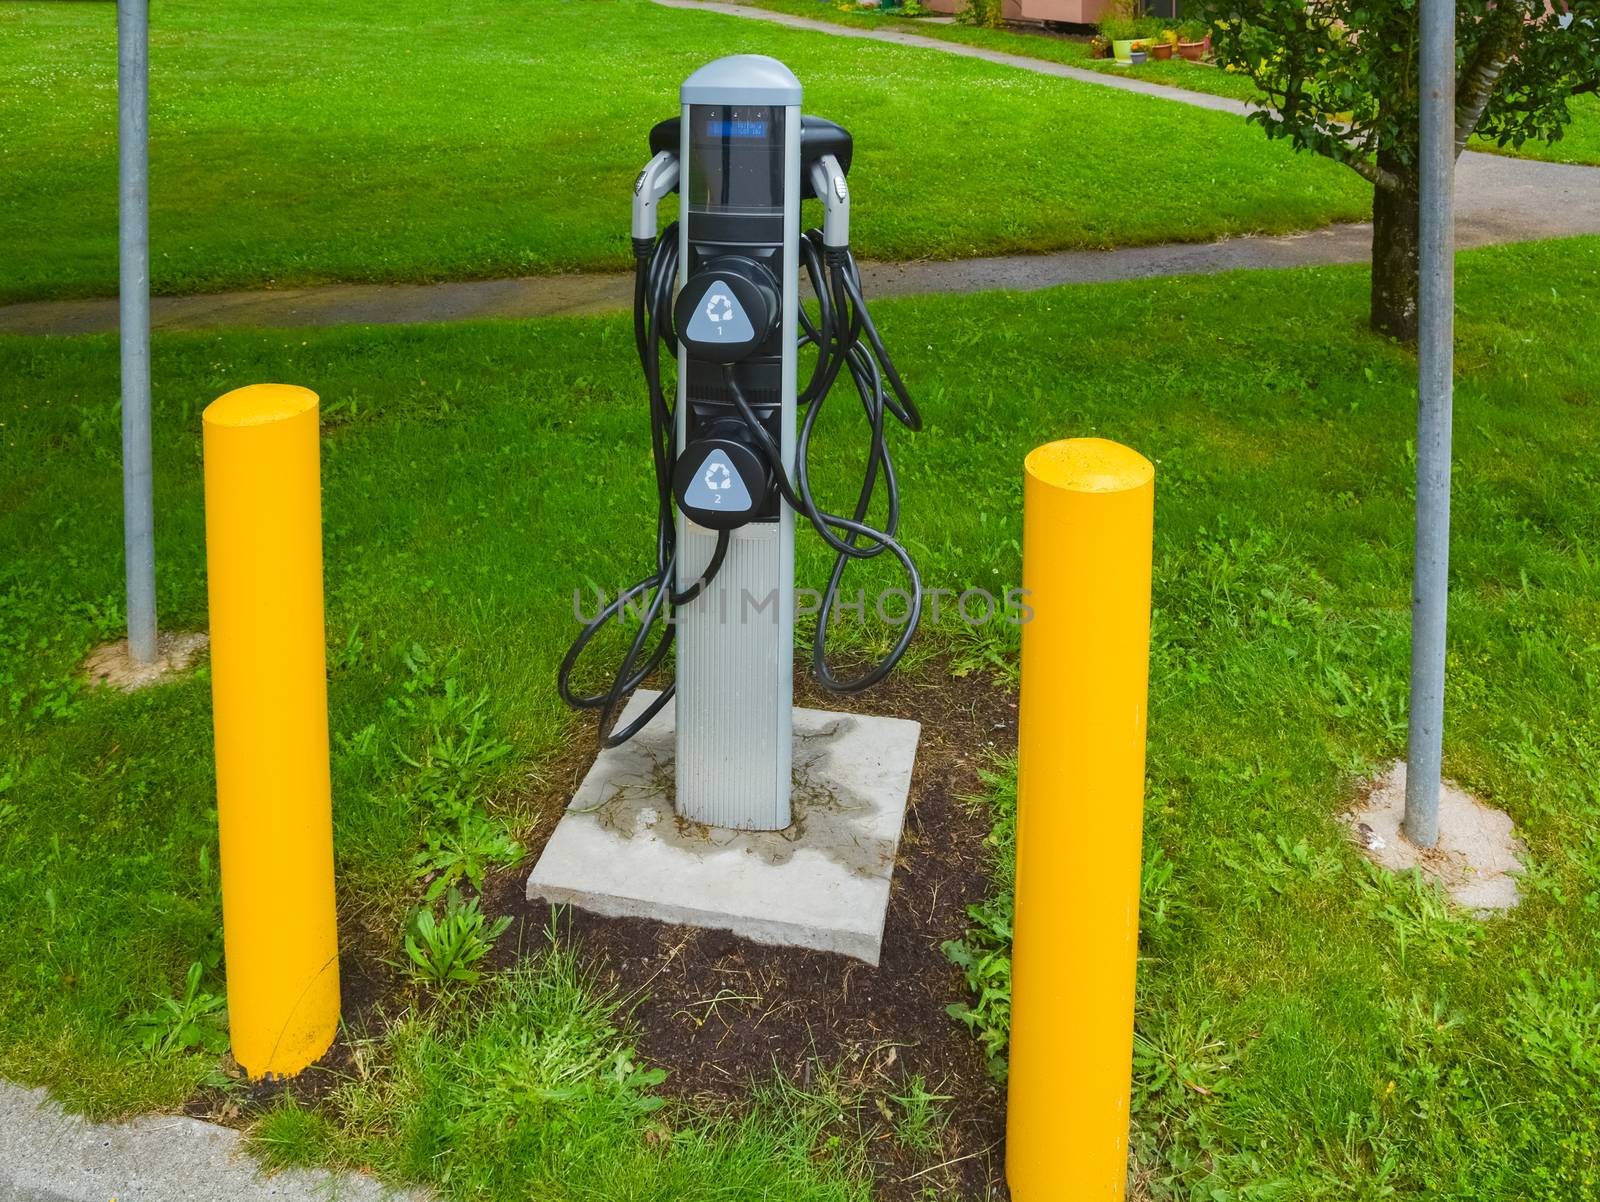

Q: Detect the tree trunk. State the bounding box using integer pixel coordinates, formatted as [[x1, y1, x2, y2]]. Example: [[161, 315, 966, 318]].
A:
[[1369, 151, 1421, 342]]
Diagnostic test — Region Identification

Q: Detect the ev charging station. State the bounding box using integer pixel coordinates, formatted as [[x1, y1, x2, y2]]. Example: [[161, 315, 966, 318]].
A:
[[557, 54, 923, 837]]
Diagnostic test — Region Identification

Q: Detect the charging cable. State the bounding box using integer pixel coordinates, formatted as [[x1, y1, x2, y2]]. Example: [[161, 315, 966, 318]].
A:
[[723, 226, 923, 691], [559, 151, 922, 743]]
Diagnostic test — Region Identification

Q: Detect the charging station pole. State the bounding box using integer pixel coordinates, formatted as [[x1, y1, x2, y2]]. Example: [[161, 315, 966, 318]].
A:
[[558, 56, 924, 831], [673, 58, 802, 830]]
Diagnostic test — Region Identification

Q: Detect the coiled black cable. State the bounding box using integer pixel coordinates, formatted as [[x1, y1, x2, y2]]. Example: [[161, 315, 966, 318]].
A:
[[557, 226, 729, 747], [727, 231, 923, 691], [558, 221, 922, 744]]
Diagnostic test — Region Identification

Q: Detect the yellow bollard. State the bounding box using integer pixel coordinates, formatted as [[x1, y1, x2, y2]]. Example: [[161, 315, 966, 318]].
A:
[[1008, 438, 1154, 1202], [203, 384, 340, 1080]]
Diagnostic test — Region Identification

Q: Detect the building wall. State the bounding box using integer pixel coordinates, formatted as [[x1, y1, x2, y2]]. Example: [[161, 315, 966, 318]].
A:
[[922, 0, 1116, 22], [1017, 0, 1116, 20]]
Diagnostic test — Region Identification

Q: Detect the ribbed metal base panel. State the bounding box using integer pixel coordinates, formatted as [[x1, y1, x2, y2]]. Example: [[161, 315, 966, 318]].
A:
[[676, 519, 793, 830]]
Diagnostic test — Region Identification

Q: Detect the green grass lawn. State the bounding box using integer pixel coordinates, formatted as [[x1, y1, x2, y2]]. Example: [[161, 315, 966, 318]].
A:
[[731, 0, 1600, 167], [732, 0, 1263, 102], [3, 237, 1599, 1197], [0, 0, 1373, 306]]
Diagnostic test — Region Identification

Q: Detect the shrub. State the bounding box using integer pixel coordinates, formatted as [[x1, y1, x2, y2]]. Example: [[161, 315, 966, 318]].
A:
[[1099, 15, 1141, 41], [958, 0, 1005, 28]]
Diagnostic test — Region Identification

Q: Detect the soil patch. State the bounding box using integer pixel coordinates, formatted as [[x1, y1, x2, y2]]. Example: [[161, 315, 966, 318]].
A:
[[183, 731, 602, 1121], [83, 631, 209, 691], [184, 663, 1017, 1201], [485, 665, 1018, 1201], [184, 900, 406, 1121]]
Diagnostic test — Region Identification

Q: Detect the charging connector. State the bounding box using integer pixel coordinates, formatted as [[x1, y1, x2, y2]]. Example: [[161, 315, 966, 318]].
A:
[[631, 151, 679, 243], [808, 154, 850, 250]]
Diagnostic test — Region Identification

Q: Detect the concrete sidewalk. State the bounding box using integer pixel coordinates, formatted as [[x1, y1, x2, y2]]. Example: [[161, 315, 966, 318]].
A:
[[652, 0, 1258, 115], [0, 0, 1594, 338], [0, 1082, 423, 1202], [5, 145, 1597, 336]]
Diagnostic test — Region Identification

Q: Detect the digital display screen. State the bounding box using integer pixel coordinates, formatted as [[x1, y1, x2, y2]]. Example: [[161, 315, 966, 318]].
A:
[[688, 105, 784, 216], [705, 119, 768, 139]]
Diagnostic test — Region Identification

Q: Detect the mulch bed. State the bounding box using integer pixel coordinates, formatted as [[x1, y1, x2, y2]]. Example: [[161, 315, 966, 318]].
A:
[[193, 663, 1017, 1202], [487, 665, 1018, 1201]]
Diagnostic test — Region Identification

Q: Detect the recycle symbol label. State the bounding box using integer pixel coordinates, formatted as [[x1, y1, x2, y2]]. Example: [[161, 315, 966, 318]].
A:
[[683, 449, 752, 511], [686, 284, 754, 342]]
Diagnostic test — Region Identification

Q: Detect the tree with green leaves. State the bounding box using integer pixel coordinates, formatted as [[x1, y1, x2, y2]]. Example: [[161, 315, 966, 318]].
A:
[[1198, 1, 1599, 340]]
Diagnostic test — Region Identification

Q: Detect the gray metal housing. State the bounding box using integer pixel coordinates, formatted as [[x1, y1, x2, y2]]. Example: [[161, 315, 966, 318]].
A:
[[674, 59, 801, 831]]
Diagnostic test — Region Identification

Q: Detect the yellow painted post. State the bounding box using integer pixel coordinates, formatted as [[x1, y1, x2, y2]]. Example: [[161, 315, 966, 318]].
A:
[[203, 384, 340, 1080], [1008, 438, 1154, 1202]]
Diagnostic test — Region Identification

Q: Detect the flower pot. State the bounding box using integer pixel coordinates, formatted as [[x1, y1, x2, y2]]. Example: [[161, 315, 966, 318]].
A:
[[1112, 38, 1140, 64], [1089, 39, 1111, 59], [1129, 49, 1148, 65], [1151, 41, 1174, 60], [1176, 40, 1207, 61]]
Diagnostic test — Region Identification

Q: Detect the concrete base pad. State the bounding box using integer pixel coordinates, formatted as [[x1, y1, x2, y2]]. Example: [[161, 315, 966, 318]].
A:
[[527, 691, 920, 965], [1344, 760, 1525, 912]]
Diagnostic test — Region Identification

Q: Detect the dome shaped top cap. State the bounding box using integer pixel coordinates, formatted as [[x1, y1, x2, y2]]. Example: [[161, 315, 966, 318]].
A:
[[682, 55, 802, 106]]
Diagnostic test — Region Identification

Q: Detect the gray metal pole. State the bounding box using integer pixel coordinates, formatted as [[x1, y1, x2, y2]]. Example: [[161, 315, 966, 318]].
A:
[[119, 0, 158, 664], [1404, 0, 1456, 848]]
